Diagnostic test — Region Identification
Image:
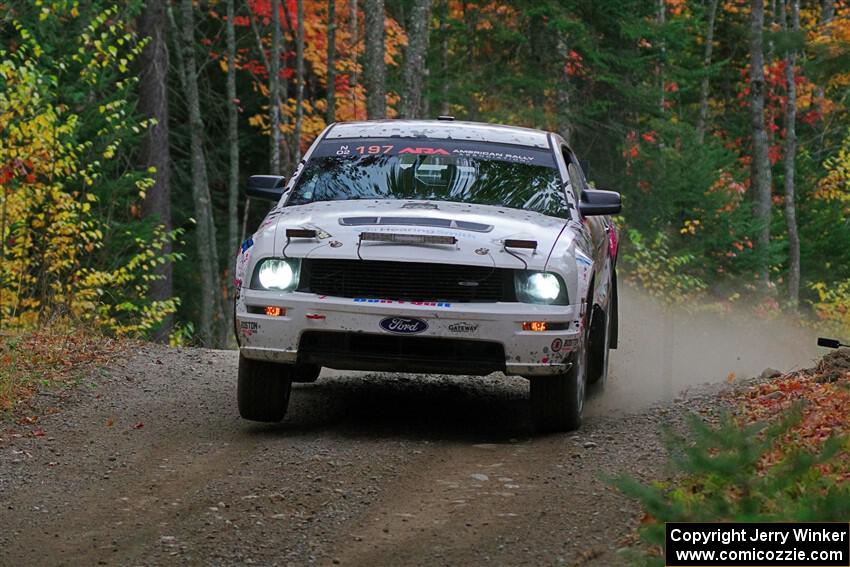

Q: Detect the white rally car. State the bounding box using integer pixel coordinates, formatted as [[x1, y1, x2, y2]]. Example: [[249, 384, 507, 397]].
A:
[[233, 119, 621, 431]]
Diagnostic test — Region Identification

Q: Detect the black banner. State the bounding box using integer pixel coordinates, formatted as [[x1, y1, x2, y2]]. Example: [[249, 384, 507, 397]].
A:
[[666, 522, 850, 567], [312, 138, 558, 167]]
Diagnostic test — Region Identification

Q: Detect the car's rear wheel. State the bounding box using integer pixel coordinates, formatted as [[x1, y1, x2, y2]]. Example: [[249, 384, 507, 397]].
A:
[[237, 354, 293, 422], [530, 328, 588, 432]]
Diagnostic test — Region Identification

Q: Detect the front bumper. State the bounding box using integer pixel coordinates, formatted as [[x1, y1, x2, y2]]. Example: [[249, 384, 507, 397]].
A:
[[236, 290, 583, 377]]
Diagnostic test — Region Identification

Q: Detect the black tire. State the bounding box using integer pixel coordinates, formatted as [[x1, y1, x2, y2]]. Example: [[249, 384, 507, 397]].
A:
[[587, 304, 611, 387], [237, 354, 293, 422], [530, 331, 588, 432], [291, 363, 321, 383]]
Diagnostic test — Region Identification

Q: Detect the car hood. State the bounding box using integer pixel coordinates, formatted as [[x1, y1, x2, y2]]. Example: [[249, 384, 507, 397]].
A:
[[254, 199, 573, 270]]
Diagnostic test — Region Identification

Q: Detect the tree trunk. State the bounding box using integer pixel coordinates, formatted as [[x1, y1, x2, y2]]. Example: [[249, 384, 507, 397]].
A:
[[326, 0, 337, 123], [556, 37, 572, 144], [364, 0, 386, 119], [349, 0, 359, 119], [295, 0, 305, 161], [696, 0, 719, 144], [784, 0, 801, 307], [658, 0, 666, 113], [226, 0, 240, 269], [816, 1, 835, 108], [750, 0, 773, 288], [400, 0, 431, 119], [138, 0, 173, 340], [270, 0, 282, 175], [171, 0, 226, 346], [439, 0, 449, 116]]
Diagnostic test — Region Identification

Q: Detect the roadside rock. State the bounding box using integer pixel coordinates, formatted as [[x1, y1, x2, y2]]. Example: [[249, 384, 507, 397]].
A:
[[759, 368, 783, 380]]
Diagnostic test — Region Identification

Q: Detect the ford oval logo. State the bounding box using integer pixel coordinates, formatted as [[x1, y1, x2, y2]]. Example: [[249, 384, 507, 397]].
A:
[[379, 316, 428, 334]]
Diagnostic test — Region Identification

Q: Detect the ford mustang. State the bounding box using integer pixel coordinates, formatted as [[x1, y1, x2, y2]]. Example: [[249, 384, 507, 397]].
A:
[[233, 118, 621, 431]]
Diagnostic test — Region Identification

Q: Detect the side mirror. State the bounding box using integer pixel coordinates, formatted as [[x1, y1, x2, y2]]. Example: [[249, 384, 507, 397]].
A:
[[579, 189, 621, 216], [246, 175, 286, 201]]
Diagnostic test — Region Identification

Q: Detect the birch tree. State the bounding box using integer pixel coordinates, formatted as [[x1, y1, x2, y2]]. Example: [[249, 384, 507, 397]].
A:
[[170, 0, 227, 345]]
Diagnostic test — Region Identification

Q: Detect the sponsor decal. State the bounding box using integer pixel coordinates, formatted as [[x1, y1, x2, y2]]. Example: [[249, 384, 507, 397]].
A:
[[475, 247, 489, 255], [401, 202, 439, 209], [398, 147, 450, 155], [575, 250, 593, 266], [353, 298, 452, 308], [380, 317, 428, 334], [451, 148, 538, 164], [448, 322, 479, 333], [240, 321, 258, 337], [240, 237, 254, 253], [550, 338, 580, 353]]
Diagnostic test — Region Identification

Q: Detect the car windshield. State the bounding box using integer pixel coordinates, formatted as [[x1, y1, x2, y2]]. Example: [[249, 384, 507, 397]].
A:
[[286, 138, 567, 216]]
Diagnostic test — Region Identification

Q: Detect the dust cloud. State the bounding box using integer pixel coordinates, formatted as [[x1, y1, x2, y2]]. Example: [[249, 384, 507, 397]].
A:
[[598, 285, 821, 412]]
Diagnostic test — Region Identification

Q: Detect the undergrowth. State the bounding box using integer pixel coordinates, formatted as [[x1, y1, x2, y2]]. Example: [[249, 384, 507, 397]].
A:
[[0, 327, 127, 415]]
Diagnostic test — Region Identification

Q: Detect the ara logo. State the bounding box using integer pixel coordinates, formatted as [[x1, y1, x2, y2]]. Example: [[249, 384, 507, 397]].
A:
[[398, 147, 450, 155], [379, 316, 428, 334]]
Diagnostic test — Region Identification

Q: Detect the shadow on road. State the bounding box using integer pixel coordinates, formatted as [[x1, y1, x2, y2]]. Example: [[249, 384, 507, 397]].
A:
[[245, 372, 538, 441]]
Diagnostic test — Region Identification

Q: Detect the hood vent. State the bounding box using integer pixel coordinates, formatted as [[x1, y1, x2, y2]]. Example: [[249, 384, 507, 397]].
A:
[[339, 216, 493, 233]]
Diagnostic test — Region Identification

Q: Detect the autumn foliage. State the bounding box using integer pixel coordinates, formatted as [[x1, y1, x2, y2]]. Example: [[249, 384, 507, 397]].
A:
[[735, 349, 850, 481], [0, 7, 179, 335], [614, 350, 850, 566], [1, 0, 850, 340]]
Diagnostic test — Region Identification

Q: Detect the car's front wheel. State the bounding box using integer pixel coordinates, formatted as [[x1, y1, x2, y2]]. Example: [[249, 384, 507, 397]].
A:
[[530, 333, 588, 432], [291, 363, 321, 383], [237, 354, 293, 422]]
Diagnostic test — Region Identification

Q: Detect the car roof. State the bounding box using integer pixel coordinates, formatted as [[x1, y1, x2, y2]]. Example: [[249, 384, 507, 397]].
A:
[[325, 120, 553, 150]]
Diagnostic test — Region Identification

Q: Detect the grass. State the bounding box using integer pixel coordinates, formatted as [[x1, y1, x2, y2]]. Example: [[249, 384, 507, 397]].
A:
[[0, 327, 128, 416]]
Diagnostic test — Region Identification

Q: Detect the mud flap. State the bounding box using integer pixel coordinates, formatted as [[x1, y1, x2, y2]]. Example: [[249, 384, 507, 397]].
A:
[[610, 270, 619, 349]]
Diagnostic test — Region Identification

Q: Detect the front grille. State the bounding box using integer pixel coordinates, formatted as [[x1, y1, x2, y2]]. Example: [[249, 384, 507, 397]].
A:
[[299, 259, 515, 303], [297, 331, 506, 375]]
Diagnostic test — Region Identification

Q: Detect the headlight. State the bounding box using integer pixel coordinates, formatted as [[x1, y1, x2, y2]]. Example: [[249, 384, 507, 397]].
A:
[[252, 258, 301, 291], [515, 271, 568, 305]]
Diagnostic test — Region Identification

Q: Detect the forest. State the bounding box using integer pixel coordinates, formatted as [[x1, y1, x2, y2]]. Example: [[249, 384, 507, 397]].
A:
[[1, 0, 849, 346]]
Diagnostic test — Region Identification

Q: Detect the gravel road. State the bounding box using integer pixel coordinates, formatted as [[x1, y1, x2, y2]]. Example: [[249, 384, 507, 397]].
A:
[[0, 291, 817, 567]]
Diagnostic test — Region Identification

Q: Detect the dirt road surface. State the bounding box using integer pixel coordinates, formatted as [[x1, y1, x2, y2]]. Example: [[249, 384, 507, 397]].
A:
[[0, 290, 817, 566]]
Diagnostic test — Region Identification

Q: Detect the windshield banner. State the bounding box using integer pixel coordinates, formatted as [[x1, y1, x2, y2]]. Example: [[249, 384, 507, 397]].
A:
[[312, 138, 557, 167]]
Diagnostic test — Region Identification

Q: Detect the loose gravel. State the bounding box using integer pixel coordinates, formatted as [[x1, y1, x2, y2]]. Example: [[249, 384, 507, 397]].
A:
[[0, 343, 731, 567]]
